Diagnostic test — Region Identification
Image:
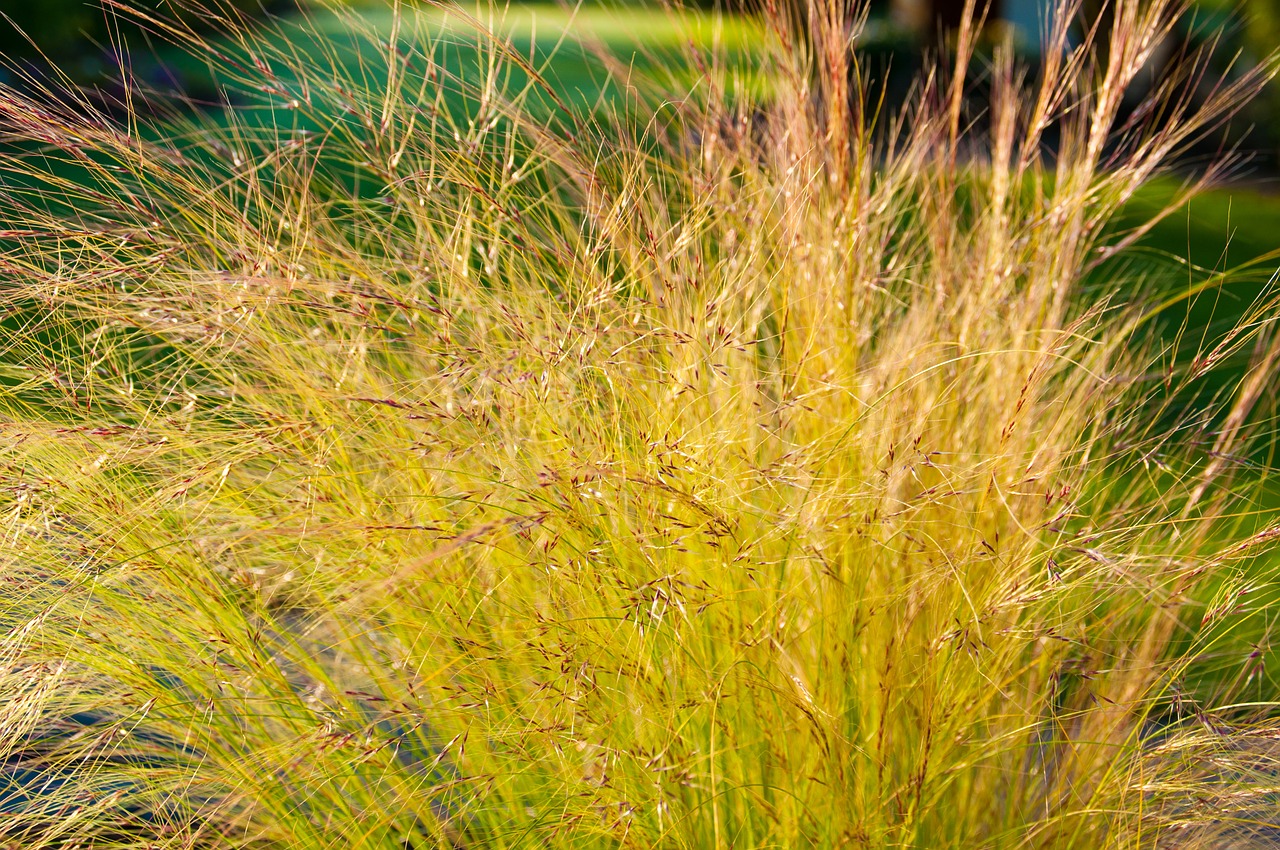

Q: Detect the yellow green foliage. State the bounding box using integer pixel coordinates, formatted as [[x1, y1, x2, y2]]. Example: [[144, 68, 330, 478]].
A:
[[0, 2, 1276, 848]]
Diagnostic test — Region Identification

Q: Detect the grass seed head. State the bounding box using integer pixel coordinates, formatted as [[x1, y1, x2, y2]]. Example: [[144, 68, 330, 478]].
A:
[[0, 0, 1276, 847]]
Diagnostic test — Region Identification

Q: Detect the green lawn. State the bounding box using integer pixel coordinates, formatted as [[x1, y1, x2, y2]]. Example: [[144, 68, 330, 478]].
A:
[[1111, 179, 1280, 468], [143, 2, 766, 121]]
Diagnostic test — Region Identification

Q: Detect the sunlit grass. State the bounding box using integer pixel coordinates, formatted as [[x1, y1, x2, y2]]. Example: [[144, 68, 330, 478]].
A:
[[0, 1, 1278, 848]]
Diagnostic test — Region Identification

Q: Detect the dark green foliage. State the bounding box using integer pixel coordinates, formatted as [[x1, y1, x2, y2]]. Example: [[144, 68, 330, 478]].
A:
[[0, 1, 293, 75], [0, 1, 96, 65]]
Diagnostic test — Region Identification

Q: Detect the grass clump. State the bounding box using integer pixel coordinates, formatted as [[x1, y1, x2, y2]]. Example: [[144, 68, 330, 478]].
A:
[[0, 0, 1279, 847]]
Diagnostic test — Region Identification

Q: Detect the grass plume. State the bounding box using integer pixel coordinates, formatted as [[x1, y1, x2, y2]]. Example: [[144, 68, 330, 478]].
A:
[[0, 0, 1277, 847]]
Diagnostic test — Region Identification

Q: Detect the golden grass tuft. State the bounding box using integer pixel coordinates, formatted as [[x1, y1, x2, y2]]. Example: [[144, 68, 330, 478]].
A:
[[0, 0, 1277, 846]]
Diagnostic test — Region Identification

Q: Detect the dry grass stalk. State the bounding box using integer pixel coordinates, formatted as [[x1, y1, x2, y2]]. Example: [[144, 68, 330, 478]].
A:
[[0, 0, 1275, 847]]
